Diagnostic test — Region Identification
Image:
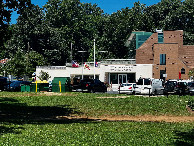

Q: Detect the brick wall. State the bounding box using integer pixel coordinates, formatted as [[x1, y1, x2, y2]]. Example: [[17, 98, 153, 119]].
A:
[[135, 30, 193, 79], [181, 45, 194, 68], [136, 33, 158, 64], [163, 30, 183, 54], [136, 30, 184, 64], [153, 43, 189, 80]]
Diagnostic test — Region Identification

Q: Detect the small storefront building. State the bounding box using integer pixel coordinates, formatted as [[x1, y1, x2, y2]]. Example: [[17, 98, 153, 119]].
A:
[[36, 59, 152, 91]]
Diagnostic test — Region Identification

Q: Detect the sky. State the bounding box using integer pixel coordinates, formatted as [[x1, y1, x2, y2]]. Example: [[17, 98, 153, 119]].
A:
[[11, 0, 162, 24]]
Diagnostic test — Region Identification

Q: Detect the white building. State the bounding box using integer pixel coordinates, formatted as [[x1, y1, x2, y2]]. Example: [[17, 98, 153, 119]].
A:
[[36, 59, 152, 91]]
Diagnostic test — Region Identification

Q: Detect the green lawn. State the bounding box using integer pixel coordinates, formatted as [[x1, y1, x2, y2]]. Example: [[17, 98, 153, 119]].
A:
[[0, 92, 193, 145], [1, 121, 194, 145]]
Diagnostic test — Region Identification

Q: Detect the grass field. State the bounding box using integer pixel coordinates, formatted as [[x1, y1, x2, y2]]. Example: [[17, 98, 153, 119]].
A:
[[0, 92, 194, 145]]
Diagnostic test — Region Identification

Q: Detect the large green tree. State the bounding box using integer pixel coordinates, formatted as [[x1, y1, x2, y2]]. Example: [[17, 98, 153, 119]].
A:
[[0, 0, 31, 58], [3, 0, 194, 77], [0, 49, 46, 77], [44, 0, 105, 63]]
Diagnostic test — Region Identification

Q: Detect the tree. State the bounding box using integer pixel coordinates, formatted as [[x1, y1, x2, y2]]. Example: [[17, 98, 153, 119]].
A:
[[95, 2, 146, 60], [1, 49, 26, 77], [0, 0, 31, 59], [37, 70, 51, 81], [0, 49, 46, 78], [189, 69, 194, 79], [44, 0, 105, 63], [4, 0, 194, 67]]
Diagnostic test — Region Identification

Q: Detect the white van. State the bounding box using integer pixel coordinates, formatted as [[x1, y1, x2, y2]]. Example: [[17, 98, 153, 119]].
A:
[[134, 78, 164, 95]]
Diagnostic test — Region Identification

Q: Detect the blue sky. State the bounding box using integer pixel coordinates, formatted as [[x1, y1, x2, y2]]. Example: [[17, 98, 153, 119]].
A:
[[11, 0, 161, 24]]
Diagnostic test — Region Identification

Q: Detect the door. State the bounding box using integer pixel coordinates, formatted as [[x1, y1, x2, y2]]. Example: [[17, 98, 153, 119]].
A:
[[118, 74, 127, 84]]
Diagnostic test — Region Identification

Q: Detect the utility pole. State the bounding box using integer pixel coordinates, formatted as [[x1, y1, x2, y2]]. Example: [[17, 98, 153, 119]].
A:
[[27, 42, 30, 76]]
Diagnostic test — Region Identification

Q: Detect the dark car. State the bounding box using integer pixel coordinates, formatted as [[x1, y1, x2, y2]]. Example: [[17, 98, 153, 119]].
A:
[[163, 80, 178, 95], [176, 81, 189, 95], [188, 82, 194, 95], [73, 79, 107, 93], [0, 76, 8, 91], [8, 81, 31, 92]]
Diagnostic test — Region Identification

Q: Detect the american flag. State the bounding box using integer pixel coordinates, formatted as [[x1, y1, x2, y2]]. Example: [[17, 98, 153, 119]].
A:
[[95, 61, 98, 67], [72, 60, 79, 67]]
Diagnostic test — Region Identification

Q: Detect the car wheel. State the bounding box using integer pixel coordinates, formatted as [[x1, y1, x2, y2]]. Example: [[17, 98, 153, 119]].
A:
[[154, 90, 157, 95], [91, 89, 95, 93]]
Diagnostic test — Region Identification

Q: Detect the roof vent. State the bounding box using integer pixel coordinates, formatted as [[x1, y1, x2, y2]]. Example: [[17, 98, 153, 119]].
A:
[[156, 29, 163, 33]]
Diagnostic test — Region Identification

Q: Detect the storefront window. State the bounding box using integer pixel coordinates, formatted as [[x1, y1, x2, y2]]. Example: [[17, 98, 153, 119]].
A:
[[127, 73, 136, 83], [110, 73, 118, 84]]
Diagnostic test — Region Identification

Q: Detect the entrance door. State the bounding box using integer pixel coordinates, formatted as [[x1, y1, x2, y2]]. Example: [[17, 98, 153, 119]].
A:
[[118, 74, 127, 84]]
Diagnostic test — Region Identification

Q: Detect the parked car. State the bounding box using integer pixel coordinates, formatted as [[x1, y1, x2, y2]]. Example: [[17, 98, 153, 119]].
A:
[[176, 80, 190, 95], [0, 76, 8, 91], [163, 80, 178, 95], [188, 82, 194, 95], [134, 78, 164, 95], [8, 81, 31, 92], [119, 83, 136, 94], [72, 79, 107, 93]]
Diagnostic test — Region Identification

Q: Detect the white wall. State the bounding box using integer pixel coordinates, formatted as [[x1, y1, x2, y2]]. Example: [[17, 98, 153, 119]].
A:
[[36, 64, 153, 82], [99, 64, 153, 81]]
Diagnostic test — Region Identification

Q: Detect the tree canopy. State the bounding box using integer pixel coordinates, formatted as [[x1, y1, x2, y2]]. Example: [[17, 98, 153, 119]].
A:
[[0, 0, 193, 77]]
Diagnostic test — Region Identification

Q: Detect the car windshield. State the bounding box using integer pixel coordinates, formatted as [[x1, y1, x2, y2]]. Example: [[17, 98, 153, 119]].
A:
[[10, 81, 30, 86], [190, 83, 194, 87], [178, 82, 187, 86], [166, 81, 177, 86], [81, 79, 94, 84], [144, 79, 151, 85], [137, 79, 151, 85], [10, 81, 21, 85]]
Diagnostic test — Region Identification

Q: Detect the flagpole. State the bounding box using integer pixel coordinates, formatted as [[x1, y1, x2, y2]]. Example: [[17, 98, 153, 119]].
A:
[[94, 39, 95, 79], [78, 51, 86, 80], [71, 43, 73, 61]]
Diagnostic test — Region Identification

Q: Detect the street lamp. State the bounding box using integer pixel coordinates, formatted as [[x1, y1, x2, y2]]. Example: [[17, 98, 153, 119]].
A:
[[78, 51, 87, 79]]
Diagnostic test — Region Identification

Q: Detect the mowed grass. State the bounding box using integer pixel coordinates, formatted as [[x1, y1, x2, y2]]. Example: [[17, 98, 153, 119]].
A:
[[1, 121, 194, 145], [0, 92, 194, 145], [0, 92, 193, 116]]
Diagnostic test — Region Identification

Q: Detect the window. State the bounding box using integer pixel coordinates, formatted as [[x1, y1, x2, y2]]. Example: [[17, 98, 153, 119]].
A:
[[160, 54, 166, 65], [158, 33, 163, 43], [137, 79, 143, 85], [181, 68, 185, 74], [144, 79, 151, 85], [110, 73, 118, 84]]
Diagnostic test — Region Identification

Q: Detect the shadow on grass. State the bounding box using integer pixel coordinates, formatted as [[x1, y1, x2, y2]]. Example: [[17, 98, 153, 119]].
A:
[[174, 129, 194, 146], [0, 97, 96, 125], [0, 126, 24, 135]]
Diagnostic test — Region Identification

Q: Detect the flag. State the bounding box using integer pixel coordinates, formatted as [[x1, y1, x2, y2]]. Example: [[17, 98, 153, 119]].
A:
[[72, 60, 79, 67], [84, 62, 90, 70], [95, 61, 98, 67]]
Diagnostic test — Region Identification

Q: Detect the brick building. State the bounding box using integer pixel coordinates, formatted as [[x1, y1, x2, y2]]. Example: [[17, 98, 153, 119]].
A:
[[131, 30, 194, 80]]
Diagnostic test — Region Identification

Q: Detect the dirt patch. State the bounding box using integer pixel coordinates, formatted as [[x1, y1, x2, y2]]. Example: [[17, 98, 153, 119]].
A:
[[96, 96, 128, 99], [57, 115, 194, 123], [42, 92, 63, 96]]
